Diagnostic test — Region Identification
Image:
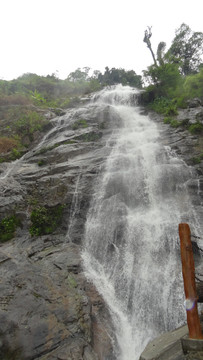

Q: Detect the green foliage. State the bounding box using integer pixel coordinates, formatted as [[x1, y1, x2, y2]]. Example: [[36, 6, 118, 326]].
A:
[[0, 215, 21, 243], [190, 154, 203, 164], [37, 159, 46, 166], [67, 97, 81, 108], [150, 97, 178, 115], [163, 116, 181, 127], [72, 119, 88, 130], [174, 95, 188, 109], [10, 148, 22, 160], [183, 68, 203, 100], [68, 275, 78, 288], [0, 71, 101, 110], [68, 67, 90, 82], [0, 137, 19, 154], [165, 23, 203, 75], [188, 122, 203, 134], [163, 116, 173, 124], [77, 132, 102, 142], [0, 67, 142, 165], [157, 42, 166, 66], [0, 108, 49, 161], [98, 121, 107, 129], [0, 93, 31, 106], [30, 89, 47, 106], [13, 110, 47, 137], [29, 204, 65, 236], [60, 98, 71, 108], [143, 63, 183, 100], [170, 119, 181, 128], [99, 67, 142, 88], [143, 23, 203, 120]]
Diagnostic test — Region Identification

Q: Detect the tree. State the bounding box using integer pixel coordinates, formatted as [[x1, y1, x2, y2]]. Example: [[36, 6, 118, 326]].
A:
[[68, 68, 90, 82], [165, 23, 203, 75], [157, 42, 166, 66], [143, 26, 157, 66], [183, 67, 203, 99], [143, 62, 182, 97], [96, 67, 142, 88]]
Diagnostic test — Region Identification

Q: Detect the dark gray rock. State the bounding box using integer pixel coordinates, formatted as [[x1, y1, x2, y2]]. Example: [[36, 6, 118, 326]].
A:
[[187, 98, 202, 108], [0, 97, 202, 360], [0, 103, 115, 359]]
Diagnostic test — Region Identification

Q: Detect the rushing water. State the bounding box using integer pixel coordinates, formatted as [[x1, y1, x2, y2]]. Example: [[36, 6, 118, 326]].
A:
[[82, 85, 202, 360]]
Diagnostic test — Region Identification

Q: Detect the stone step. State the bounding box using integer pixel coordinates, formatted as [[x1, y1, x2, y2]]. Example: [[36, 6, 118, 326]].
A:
[[139, 325, 188, 360]]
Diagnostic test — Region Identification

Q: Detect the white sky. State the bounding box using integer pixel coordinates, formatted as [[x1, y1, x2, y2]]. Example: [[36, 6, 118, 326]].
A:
[[0, 0, 203, 80]]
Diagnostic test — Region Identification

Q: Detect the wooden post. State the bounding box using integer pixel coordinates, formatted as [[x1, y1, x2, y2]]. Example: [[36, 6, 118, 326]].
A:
[[179, 223, 203, 339]]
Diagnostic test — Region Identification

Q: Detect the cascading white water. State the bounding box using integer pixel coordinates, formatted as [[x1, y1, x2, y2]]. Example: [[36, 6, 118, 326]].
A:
[[82, 85, 202, 360]]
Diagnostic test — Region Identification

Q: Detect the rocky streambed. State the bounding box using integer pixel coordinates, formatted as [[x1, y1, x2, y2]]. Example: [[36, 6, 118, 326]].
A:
[[0, 92, 202, 360]]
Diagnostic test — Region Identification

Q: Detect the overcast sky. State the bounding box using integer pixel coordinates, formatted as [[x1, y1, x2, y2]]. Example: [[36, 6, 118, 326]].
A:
[[1, 0, 202, 80]]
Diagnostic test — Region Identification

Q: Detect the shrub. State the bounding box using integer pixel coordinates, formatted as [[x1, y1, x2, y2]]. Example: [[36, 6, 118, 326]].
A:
[[10, 148, 22, 160], [67, 97, 80, 108], [30, 90, 47, 106], [0, 94, 31, 106], [150, 97, 177, 115], [60, 98, 71, 108], [174, 95, 187, 109], [13, 111, 46, 137], [0, 215, 21, 243], [170, 119, 181, 128], [72, 119, 88, 130], [29, 204, 65, 236], [77, 131, 102, 142], [0, 137, 19, 153], [190, 155, 203, 164], [164, 103, 178, 116], [183, 69, 203, 100], [188, 122, 203, 134], [37, 159, 46, 166], [164, 116, 173, 124]]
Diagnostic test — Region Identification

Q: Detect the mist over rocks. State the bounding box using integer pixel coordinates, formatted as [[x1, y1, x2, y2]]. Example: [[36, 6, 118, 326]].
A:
[[0, 88, 202, 359]]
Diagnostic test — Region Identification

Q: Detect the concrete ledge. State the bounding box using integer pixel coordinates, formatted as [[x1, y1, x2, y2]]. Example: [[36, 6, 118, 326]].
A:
[[181, 337, 203, 354], [139, 325, 188, 360]]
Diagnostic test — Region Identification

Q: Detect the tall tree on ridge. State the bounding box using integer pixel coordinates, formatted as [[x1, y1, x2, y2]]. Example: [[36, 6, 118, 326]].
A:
[[143, 26, 157, 67]]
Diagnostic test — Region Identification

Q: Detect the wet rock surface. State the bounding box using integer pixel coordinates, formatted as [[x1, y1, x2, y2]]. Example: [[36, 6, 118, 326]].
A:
[[148, 106, 203, 229], [0, 94, 202, 359], [0, 101, 114, 360]]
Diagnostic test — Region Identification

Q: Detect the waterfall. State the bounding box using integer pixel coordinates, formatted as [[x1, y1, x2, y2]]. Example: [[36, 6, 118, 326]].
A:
[[65, 170, 82, 242], [82, 85, 202, 360]]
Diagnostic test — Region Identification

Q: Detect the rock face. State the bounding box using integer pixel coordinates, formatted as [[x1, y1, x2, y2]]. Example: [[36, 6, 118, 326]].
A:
[[0, 100, 115, 360], [0, 92, 202, 360], [148, 107, 203, 228]]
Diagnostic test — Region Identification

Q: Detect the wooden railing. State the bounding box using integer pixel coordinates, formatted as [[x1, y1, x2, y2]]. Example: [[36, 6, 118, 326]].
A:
[[179, 223, 203, 339]]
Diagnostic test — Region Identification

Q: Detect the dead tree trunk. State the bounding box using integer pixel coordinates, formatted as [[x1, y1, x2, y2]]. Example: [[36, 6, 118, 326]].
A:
[[143, 27, 157, 67]]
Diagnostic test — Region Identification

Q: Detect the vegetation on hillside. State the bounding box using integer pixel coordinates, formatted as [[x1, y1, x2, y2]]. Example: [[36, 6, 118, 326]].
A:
[[142, 23, 203, 113], [0, 23, 203, 164], [0, 67, 142, 162], [1, 23, 203, 242], [142, 23, 203, 154]]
